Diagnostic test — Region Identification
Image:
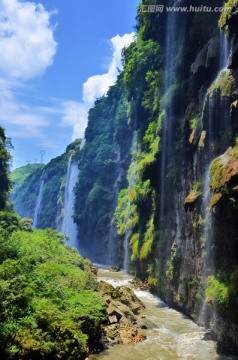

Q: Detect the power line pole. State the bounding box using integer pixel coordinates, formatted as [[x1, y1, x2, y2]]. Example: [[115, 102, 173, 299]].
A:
[[40, 150, 45, 164]]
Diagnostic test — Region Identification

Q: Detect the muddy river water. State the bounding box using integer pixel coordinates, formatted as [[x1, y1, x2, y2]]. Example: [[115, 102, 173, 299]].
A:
[[89, 268, 238, 360]]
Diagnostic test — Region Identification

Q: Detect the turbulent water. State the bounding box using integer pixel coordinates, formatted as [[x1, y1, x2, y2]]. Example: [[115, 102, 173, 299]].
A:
[[90, 269, 238, 360], [61, 156, 79, 247]]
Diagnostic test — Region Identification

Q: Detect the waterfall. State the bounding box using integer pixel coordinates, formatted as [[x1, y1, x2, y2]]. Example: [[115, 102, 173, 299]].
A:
[[33, 176, 44, 228], [61, 155, 79, 248], [123, 130, 137, 272], [203, 31, 231, 158], [198, 165, 214, 326], [203, 165, 214, 275], [219, 31, 229, 71], [108, 189, 119, 266], [159, 0, 180, 247], [198, 34, 230, 326]]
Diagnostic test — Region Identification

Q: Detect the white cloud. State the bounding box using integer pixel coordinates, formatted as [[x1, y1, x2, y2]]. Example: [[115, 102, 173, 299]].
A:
[[0, 29, 134, 166], [83, 33, 135, 105], [0, 81, 49, 127], [60, 33, 135, 139], [0, 0, 57, 79], [0, 0, 58, 156], [60, 101, 88, 140]]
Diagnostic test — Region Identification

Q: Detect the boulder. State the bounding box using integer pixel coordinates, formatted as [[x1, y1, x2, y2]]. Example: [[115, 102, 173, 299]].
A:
[[184, 191, 202, 212], [109, 266, 120, 272], [137, 317, 157, 330], [98, 280, 115, 296], [100, 281, 146, 349], [119, 323, 146, 344], [131, 278, 149, 291], [107, 300, 135, 323], [113, 286, 145, 314], [104, 324, 120, 345], [108, 315, 118, 324]]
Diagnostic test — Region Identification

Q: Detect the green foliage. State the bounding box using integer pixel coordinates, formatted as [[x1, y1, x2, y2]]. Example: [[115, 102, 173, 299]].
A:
[[209, 141, 238, 208], [140, 218, 154, 261], [0, 127, 11, 210], [165, 260, 174, 282], [206, 275, 229, 306], [219, 0, 238, 36], [0, 211, 20, 233], [130, 233, 139, 261], [10, 164, 44, 186], [190, 117, 200, 131], [122, 38, 160, 102], [142, 70, 163, 120], [74, 82, 133, 255], [20, 217, 33, 232], [0, 225, 105, 359], [10, 165, 45, 221], [208, 70, 234, 97]]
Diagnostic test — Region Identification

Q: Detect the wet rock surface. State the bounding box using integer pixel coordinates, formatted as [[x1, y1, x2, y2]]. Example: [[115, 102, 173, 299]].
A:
[[131, 277, 149, 291], [109, 266, 120, 272]]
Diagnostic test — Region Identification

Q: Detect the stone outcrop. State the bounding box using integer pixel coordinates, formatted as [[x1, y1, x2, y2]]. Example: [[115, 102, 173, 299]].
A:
[[98, 281, 146, 348], [184, 191, 202, 212]]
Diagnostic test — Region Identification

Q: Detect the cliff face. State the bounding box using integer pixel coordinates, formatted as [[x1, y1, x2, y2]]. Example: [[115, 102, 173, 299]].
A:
[[73, 81, 134, 263], [10, 140, 81, 231], [73, 0, 238, 353]]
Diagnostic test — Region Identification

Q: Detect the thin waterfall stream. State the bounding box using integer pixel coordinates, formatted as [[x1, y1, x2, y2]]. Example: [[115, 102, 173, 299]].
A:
[[160, 0, 178, 224], [89, 268, 238, 360], [123, 130, 137, 272], [61, 155, 79, 248], [33, 176, 44, 228], [198, 165, 213, 326]]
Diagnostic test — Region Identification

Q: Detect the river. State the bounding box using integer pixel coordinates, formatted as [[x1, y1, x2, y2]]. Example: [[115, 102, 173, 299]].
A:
[[89, 268, 238, 360]]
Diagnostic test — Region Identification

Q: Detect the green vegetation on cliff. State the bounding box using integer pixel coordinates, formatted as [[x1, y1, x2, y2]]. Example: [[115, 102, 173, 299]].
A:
[[74, 79, 133, 261], [0, 126, 11, 211]]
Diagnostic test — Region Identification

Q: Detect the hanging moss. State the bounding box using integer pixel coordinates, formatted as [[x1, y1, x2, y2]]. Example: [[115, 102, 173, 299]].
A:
[[219, 0, 238, 37], [130, 233, 139, 261], [208, 70, 234, 97], [209, 142, 238, 208], [206, 275, 229, 306]]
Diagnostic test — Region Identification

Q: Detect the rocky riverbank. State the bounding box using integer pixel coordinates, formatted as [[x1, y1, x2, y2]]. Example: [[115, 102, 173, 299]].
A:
[[98, 281, 147, 347]]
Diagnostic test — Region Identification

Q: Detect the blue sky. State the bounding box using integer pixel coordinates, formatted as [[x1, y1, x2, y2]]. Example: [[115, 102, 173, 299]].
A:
[[0, 0, 139, 168]]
